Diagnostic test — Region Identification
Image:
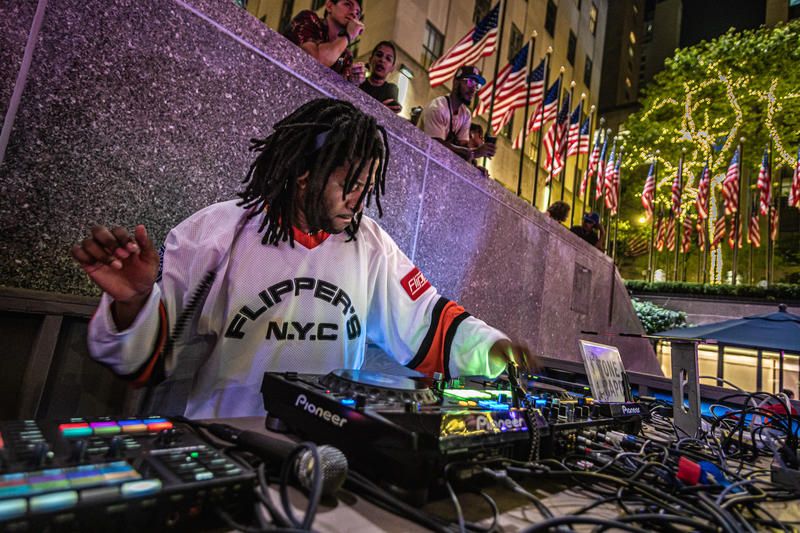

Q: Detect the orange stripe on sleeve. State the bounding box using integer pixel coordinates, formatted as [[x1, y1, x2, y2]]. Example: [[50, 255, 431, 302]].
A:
[[130, 301, 169, 388], [413, 301, 466, 378]]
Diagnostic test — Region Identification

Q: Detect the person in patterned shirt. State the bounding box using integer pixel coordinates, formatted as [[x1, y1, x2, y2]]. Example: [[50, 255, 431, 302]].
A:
[[285, 0, 366, 85]]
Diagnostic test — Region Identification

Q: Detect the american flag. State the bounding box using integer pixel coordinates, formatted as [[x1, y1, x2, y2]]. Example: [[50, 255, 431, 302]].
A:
[[582, 131, 602, 197], [568, 116, 591, 157], [671, 166, 682, 215], [722, 148, 740, 215], [641, 162, 656, 220], [489, 57, 546, 134], [512, 78, 560, 149], [696, 218, 706, 251], [666, 211, 676, 251], [712, 214, 726, 248], [757, 148, 771, 216], [655, 212, 666, 251], [594, 134, 609, 201], [543, 93, 571, 181], [565, 102, 583, 150], [727, 216, 739, 249], [748, 200, 761, 248], [789, 145, 800, 208], [475, 42, 528, 117], [608, 153, 622, 215], [695, 164, 710, 220], [770, 204, 779, 242], [603, 142, 617, 209], [681, 215, 693, 253], [428, 4, 500, 87]]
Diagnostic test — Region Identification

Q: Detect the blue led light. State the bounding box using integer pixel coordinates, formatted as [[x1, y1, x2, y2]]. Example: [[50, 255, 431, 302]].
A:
[[340, 398, 356, 406]]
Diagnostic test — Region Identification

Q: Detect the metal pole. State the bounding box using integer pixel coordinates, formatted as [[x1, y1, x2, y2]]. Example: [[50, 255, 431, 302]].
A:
[[484, 0, 508, 155], [545, 71, 565, 207], [572, 106, 595, 228], [732, 140, 743, 285], [672, 153, 683, 281], [559, 84, 577, 202], [767, 137, 773, 286], [531, 59, 555, 209], [515, 36, 538, 197]]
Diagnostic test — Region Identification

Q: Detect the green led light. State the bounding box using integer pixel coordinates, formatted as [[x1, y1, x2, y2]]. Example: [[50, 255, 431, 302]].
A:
[[443, 389, 492, 400], [190, 452, 199, 458]]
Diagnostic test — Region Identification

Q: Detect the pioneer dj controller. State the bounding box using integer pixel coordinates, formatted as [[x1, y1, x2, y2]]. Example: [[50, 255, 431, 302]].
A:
[[261, 370, 642, 501], [0, 416, 255, 531]]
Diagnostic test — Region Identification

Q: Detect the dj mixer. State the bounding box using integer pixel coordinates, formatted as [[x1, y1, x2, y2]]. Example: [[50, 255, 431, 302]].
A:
[[0, 416, 255, 532], [261, 370, 642, 502]]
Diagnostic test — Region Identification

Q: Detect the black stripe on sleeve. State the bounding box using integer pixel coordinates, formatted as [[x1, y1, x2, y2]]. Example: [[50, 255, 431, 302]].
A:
[[405, 296, 449, 370], [442, 311, 471, 381]]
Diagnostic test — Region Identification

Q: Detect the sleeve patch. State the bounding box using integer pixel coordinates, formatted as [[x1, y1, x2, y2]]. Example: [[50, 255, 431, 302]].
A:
[[400, 267, 431, 301]]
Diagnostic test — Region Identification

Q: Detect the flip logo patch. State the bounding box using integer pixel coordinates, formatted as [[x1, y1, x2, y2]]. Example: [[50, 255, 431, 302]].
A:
[[401, 267, 431, 301]]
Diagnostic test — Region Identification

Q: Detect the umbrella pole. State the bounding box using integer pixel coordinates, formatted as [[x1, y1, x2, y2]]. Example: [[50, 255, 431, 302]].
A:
[[779, 350, 784, 393], [756, 349, 763, 392], [716, 345, 724, 384]]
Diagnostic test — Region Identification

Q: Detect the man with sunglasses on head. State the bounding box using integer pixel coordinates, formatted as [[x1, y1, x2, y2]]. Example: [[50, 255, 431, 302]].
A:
[[419, 66, 496, 162], [286, 0, 366, 85]]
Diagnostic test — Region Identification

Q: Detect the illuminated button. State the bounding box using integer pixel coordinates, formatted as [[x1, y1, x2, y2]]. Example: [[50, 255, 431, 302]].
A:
[[90, 422, 120, 436], [194, 472, 214, 481], [29, 490, 78, 513], [146, 421, 173, 432], [0, 498, 27, 521], [118, 420, 147, 433], [0, 482, 32, 499], [340, 398, 356, 406], [67, 470, 106, 489], [59, 423, 92, 438], [120, 479, 162, 499]]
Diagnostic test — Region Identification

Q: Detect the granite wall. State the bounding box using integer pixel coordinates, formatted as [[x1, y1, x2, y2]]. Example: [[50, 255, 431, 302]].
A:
[[0, 0, 661, 375]]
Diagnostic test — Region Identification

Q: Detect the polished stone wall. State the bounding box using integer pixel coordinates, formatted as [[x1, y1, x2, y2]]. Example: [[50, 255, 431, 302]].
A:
[[0, 0, 660, 375]]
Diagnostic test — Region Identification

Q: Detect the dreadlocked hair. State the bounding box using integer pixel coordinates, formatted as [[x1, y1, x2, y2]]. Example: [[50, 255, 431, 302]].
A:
[[237, 98, 390, 247]]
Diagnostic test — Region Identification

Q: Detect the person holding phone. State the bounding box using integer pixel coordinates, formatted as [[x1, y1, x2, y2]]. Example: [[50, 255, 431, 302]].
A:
[[419, 66, 496, 162], [359, 41, 402, 114]]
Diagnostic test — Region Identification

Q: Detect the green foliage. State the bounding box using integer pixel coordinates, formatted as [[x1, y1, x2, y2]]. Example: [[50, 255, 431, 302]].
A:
[[621, 20, 800, 219], [625, 280, 800, 301], [631, 298, 687, 335]]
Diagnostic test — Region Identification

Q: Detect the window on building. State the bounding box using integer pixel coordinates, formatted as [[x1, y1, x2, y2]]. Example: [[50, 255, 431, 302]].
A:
[[422, 21, 444, 69], [589, 3, 597, 35], [312, 0, 325, 10], [278, 0, 295, 34], [508, 24, 524, 61], [584, 55, 593, 86], [567, 30, 577, 65], [545, 0, 557, 37], [577, 0, 582, 10], [473, 0, 491, 24]]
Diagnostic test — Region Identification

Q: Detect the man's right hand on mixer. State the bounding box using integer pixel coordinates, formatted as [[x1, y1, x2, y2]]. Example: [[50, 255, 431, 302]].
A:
[[71, 224, 159, 329]]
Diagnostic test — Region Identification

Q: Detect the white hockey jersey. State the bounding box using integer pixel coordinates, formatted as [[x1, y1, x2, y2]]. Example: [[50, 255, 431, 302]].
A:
[[88, 200, 508, 418]]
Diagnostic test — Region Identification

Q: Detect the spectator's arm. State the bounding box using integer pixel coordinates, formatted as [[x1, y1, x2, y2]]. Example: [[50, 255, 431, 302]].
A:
[[300, 37, 349, 67]]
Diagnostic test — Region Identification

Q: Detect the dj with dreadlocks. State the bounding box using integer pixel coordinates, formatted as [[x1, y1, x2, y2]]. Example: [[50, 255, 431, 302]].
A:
[[72, 99, 534, 418]]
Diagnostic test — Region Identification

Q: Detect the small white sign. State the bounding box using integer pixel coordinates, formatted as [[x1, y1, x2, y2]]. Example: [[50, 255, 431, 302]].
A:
[[579, 340, 627, 403]]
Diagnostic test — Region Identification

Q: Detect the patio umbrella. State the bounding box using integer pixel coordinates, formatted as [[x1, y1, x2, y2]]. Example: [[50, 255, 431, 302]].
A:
[[655, 304, 800, 353], [655, 304, 800, 391]]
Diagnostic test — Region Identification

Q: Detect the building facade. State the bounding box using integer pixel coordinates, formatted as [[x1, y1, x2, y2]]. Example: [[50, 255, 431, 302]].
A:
[[245, 0, 608, 213]]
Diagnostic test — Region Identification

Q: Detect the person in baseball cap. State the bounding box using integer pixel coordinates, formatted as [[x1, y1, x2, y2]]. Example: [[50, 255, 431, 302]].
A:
[[571, 212, 605, 251], [419, 65, 495, 163]]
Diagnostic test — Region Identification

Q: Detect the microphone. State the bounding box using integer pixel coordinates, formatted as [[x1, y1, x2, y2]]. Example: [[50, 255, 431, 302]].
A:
[[206, 423, 348, 497]]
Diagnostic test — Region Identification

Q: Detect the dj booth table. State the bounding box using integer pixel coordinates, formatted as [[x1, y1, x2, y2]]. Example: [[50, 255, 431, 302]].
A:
[[215, 417, 800, 532]]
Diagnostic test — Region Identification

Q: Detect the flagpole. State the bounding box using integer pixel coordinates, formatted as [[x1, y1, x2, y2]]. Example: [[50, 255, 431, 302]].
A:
[[484, 0, 508, 158], [772, 167, 785, 284], [600, 129, 611, 253], [588, 117, 605, 214], [748, 167, 754, 285], [573, 105, 595, 228], [702, 157, 709, 285], [766, 137, 773, 286], [559, 83, 577, 202], [732, 139, 743, 286], [530, 51, 553, 208], [646, 152, 658, 283], [515, 35, 538, 197], [673, 151, 684, 281], [611, 148, 622, 264], [545, 69, 566, 207]]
